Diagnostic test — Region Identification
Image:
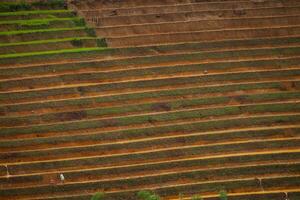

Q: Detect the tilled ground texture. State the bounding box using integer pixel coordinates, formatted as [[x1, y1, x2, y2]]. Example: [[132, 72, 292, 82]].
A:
[[1, 0, 300, 199]]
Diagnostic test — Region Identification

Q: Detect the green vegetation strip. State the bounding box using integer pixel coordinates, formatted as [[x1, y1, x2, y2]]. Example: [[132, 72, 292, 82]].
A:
[[0, 27, 86, 36], [0, 37, 96, 47], [1, 80, 294, 115], [0, 101, 299, 137], [0, 47, 105, 59], [0, 10, 72, 17], [0, 17, 83, 25], [1, 91, 299, 127], [0, 0, 66, 12]]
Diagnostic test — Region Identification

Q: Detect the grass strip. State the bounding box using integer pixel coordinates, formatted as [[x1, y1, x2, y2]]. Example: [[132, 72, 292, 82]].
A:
[[0, 10, 72, 17]]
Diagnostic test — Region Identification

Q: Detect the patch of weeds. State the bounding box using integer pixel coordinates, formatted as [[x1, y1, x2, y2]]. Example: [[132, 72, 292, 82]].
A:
[[219, 190, 228, 200], [137, 190, 161, 200], [0, 2, 31, 12], [71, 38, 83, 47], [85, 27, 96, 37], [90, 192, 104, 200], [73, 18, 86, 27], [191, 195, 203, 200], [97, 38, 107, 47], [32, 0, 66, 9]]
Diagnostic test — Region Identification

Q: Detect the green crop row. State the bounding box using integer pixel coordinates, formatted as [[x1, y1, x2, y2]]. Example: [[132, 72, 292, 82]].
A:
[[1, 91, 299, 127], [0, 0, 66, 12], [1, 79, 294, 116], [0, 26, 86, 36], [0, 17, 82, 26], [0, 9, 72, 17], [0, 47, 105, 59], [0, 101, 299, 138], [0, 18, 85, 32], [0, 37, 99, 54], [0, 27, 91, 44]]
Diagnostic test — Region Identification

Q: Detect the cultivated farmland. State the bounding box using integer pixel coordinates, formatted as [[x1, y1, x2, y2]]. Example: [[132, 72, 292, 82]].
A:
[[0, 0, 300, 200]]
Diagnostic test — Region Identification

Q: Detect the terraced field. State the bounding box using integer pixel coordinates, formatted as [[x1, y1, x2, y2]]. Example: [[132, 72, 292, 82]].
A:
[[1, 0, 300, 200]]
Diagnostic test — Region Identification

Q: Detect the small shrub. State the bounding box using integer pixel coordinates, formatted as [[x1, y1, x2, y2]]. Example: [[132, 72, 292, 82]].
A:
[[97, 38, 107, 47], [191, 194, 203, 200], [32, 0, 66, 9], [91, 192, 104, 200], [179, 193, 184, 200], [137, 190, 160, 200], [71, 39, 83, 47], [219, 190, 228, 200], [0, 2, 31, 12], [137, 190, 153, 200], [85, 27, 96, 37], [73, 18, 86, 27]]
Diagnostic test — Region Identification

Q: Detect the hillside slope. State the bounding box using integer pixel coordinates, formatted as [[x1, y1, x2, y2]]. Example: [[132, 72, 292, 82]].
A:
[[0, 0, 300, 200]]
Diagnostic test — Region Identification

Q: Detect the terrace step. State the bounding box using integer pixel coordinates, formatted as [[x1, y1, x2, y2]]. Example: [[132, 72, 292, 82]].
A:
[[106, 25, 300, 47], [0, 27, 89, 43], [2, 90, 299, 127], [0, 10, 75, 21], [0, 18, 84, 32], [2, 44, 300, 92], [1, 67, 300, 105], [88, 6, 300, 27], [0, 37, 99, 55], [2, 35, 300, 72], [1, 148, 299, 188], [1, 174, 299, 200], [80, 0, 300, 18], [1, 79, 296, 117], [73, 0, 248, 10], [95, 15, 300, 37], [19, 188, 300, 200], [1, 118, 300, 163]]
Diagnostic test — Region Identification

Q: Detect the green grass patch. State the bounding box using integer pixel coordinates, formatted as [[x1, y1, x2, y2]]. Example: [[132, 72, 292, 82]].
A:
[[0, 26, 86, 36], [0, 37, 96, 47], [0, 37, 98, 54], [0, 0, 66, 12], [0, 47, 107, 59], [0, 10, 72, 17], [0, 17, 83, 26], [0, 10, 75, 21]]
